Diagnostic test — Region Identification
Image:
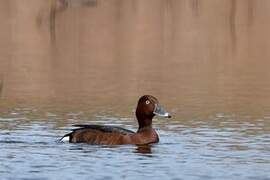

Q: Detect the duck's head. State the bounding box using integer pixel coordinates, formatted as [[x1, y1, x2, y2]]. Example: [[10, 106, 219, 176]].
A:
[[136, 95, 171, 129]]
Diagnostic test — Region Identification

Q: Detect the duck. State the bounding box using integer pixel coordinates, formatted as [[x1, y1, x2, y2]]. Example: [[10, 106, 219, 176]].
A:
[[60, 95, 171, 145]]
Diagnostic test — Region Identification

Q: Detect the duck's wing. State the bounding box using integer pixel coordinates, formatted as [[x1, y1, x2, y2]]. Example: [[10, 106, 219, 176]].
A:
[[60, 124, 135, 144], [72, 124, 135, 134]]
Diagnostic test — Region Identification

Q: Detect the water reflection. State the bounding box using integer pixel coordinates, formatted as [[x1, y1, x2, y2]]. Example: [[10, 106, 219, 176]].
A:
[[135, 145, 152, 154]]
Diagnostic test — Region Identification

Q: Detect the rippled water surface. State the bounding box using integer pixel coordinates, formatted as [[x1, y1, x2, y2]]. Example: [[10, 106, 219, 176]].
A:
[[0, 108, 269, 180]]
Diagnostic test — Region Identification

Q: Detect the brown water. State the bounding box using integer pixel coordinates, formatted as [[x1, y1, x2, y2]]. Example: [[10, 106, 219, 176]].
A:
[[0, 0, 270, 179]]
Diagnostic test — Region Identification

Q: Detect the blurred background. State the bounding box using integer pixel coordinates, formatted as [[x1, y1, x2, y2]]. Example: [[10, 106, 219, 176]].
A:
[[0, 0, 270, 118]]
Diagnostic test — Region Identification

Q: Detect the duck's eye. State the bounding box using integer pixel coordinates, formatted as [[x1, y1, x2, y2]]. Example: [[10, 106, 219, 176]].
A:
[[145, 100, 150, 105]]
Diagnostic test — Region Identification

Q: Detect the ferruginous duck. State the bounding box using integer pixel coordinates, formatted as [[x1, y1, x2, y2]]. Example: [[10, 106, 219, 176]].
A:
[[61, 95, 171, 145]]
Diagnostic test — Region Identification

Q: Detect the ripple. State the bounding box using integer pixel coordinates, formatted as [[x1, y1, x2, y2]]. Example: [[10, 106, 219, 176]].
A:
[[0, 113, 270, 180]]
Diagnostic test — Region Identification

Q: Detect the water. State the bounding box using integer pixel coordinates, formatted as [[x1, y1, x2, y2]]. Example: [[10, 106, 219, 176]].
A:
[[0, 108, 269, 180], [1, 0, 270, 179]]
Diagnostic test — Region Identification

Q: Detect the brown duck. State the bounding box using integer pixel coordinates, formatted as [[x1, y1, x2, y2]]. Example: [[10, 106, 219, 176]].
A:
[[61, 95, 171, 145]]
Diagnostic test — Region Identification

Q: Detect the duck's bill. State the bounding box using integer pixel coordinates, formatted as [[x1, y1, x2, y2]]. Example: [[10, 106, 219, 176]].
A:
[[154, 104, 171, 118]]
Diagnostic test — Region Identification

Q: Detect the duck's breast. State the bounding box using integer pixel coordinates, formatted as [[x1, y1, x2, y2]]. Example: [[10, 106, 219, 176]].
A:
[[130, 129, 159, 145]]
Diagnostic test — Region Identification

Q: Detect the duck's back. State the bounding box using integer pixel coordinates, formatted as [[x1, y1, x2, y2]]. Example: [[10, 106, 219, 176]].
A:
[[62, 125, 135, 145]]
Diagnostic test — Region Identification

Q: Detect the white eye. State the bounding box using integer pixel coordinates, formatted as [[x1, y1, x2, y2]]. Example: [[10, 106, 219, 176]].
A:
[[145, 100, 150, 105]]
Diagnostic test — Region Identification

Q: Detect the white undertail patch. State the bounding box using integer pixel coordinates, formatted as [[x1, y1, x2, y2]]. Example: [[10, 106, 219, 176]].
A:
[[61, 136, 70, 142]]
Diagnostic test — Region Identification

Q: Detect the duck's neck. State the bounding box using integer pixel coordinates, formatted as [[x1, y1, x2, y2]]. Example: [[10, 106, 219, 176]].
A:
[[137, 125, 153, 133], [137, 118, 153, 131]]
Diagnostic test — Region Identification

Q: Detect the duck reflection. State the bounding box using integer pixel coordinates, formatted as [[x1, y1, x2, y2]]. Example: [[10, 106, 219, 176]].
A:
[[135, 144, 152, 154]]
